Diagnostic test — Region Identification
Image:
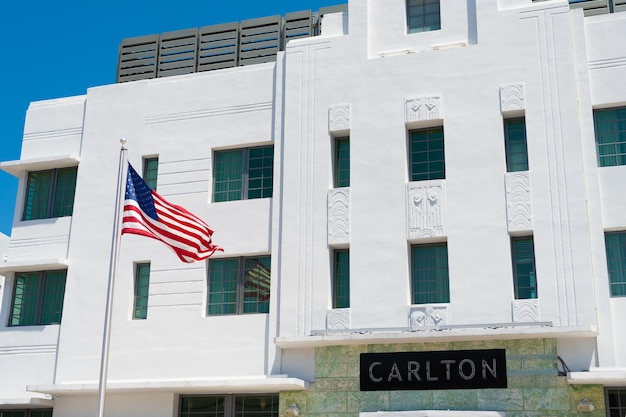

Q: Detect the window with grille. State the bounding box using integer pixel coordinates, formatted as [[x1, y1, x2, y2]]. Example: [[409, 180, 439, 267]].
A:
[[594, 107, 626, 167], [409, 127, 445, 181], [333, 249, 350, 308], [504, 117, 529, 172], [10, 270, 67, 326], [207, 256, 271, 315], [411, 243, 449, 304], [143, 157, 159, 190], [512, 236, 538, 299], [134, 263, 150, 319], [179, 395, 278, 417], [334, 137, 350, 188], [407, 0, 441, 33], [214, 146, 274, 202], [604, 232, 626, 297], [607, 388, 626, 417], [23, 167, 77, 220]]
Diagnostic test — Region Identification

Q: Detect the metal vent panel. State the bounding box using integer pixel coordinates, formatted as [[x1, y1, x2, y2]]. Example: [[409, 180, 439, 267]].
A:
[[157, 28, 198, 78], [569, 0, 609, 16], [239, 15, 281, 66], [284, 10, 313, 45], [198, 22, 239, 71], [117, 34, 159, 83]]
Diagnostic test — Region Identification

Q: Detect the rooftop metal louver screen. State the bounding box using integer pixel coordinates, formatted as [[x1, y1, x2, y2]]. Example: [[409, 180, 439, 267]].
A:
[[284, 10, 313, 46], [116, 35, 159, 83], [116, 4, 349, 82], [157, 28, 198, 78], [198, 22, 239, 72], [569, 0, 609, 15], [239, 16, 281, 66], [615, 0, 626, 12]]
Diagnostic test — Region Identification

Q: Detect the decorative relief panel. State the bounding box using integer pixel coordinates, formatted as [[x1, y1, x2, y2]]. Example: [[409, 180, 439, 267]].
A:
[[328, 188, 350, 245], [327, 308, 351, 330], [405, 94, 443, 123], [500, 83, 525, 113], [409, 305, 450, 329], [329, 104, 351, 132], [407, 182, 446, 239], [505, 172, 533, 233], [512, 299, 539, 323]]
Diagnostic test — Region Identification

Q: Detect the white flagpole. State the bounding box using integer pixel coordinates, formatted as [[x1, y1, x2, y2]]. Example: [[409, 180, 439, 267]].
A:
[[97, 138, 128, 417]]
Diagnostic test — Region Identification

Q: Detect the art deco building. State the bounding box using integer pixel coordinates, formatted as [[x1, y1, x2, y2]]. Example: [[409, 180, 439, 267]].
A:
[[1, 0, 626, 416]]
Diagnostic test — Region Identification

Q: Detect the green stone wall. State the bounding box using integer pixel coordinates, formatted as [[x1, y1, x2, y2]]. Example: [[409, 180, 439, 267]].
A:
[[280, 339, 605, 417]]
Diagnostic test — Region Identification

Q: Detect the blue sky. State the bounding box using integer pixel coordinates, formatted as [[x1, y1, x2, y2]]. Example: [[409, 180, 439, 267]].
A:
[[0, 0, 342, 237]]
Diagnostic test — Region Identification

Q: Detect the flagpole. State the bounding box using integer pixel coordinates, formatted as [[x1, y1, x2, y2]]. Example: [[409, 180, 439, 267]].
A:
[[97, 138, 128, 417]]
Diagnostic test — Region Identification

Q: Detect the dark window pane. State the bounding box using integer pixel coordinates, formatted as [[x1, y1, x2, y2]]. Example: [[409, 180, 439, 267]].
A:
[[333, 250, 350, 308], [143, 157, 159, 190], [412, 243, 449, 304], [214, 150, 243, 202], [335, 137, 350, 188], [594, 107, 626, 167], [605, 232, 626, 297], [505, 118, 529, 172], [512, 237, 538, 299], [410, 127, 445, 181]]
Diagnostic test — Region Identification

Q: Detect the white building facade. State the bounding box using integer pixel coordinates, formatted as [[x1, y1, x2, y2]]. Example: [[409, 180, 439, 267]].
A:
[[1, 0, 626, 416]]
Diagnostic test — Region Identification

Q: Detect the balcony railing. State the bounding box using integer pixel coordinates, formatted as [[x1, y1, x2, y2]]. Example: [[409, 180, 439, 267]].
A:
[[568, 0, 626, 16], [116, 5, 347, 83]]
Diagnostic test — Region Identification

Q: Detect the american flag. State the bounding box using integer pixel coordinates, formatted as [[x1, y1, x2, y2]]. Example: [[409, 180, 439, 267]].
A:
[[122, 163, 223, 263]]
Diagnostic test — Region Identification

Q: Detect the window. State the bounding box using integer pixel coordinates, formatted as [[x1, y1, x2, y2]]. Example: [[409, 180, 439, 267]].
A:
[[604, 232, 626, 297], [207, 256, 271, 315], [0, 410, 53, 417], [594, 107, 626, 167], [409, 127, 445, 181], [504, 117, 529, 172], [23, 167, 77, 220], [143, 157, 159, 190], [334, 137, 350, 188], [511, 237, 538, 299], [607, 388, 626, 417], [134, 263, 150, 319], [214, 146, 274, 202], [333, 249, 350, 308], [179, 395, 278, 417], [411, 243, 449, 304], [407, 0, 441, 33], [10, 270, 67, 326]]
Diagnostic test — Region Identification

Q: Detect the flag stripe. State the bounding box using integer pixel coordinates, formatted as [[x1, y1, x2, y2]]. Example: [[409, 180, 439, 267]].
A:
[[121, 163, 222, 263]]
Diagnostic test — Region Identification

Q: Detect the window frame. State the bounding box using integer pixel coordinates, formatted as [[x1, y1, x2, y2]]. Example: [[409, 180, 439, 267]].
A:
[[179, 394, 279, 417], [9, 270, 67, 326], [0, 409, 53, 417], [604, 231, 626, 297], [594, 106, 626, 167], [332, 249, 350, 309], [409, 126, 445, 181], [511, 236, 538, 299], [406, 0, 441, 34], [504, 117, 529, 172], [411, 242, 450, 304], [606, 387, 626, 417], [143, 157, 159, 190], [133, 263, 150, 320], [207, 255, 271, 316], [213, 145, 274, 202], [333, 136, 350, 188], [22, 166, 78, 221]]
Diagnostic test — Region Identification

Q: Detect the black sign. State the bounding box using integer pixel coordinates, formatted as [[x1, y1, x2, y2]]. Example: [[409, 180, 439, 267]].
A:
[[360, 349, 507, 391]]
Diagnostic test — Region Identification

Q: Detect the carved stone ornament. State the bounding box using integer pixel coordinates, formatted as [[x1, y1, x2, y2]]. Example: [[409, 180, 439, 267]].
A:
[[328, 188, 350, 245], [329, 104, 351, 132], [405, 94, 443, 123], [500, 83, 525, 113], [409, 305, 450, 329], [327, 308, 351, 330], [512, 299, 539, 323], [407, 182, 446, 239], [505, 172, 532, 233]]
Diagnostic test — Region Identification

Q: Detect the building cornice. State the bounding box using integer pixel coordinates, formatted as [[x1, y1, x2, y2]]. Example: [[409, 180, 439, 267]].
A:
[[276, 324, 598, 348], [27, 375, 309, 395], [0, 155, 80, 177]]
